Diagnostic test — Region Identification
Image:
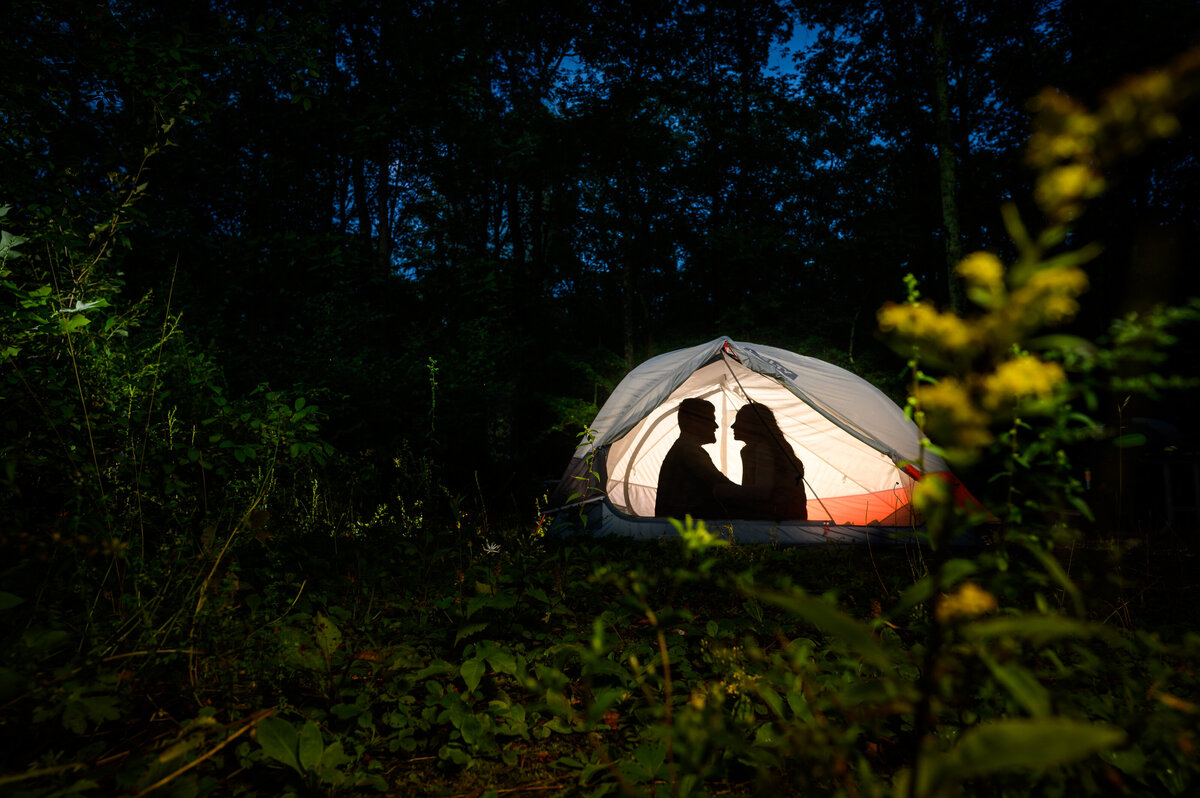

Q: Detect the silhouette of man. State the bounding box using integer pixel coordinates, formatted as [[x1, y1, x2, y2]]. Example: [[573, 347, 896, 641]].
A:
[[655, 398, 738, 519]]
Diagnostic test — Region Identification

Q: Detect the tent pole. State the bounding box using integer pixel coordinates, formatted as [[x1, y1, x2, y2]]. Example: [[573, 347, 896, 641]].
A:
[[719, 386, 728, 474]]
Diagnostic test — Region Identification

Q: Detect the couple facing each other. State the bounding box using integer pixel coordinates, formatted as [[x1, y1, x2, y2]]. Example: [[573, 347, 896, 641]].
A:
[[654, 398, 809, 522]]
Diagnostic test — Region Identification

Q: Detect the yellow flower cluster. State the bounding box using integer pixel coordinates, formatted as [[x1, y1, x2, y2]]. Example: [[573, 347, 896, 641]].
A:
[[913, 379, 993, 451], [981, 355, 1066, 410], [957, 251, 1005, 308], [879, 50, 1200, 463], [1034, 164, 1105, 221], [702, 640, 757, 697], [1027, 89, 1097, 172], [880, 256, 1085, 363], [1103, 71, 1180, 138], [1026, 46, 1200, 221], [935, 582, 998, 623], [1003, 265, 1090, 333], [877, 300, 975, 354], [909, 351, 1067, 453], [957, 252, 1004, 292], [877, 244, 1090, 458]]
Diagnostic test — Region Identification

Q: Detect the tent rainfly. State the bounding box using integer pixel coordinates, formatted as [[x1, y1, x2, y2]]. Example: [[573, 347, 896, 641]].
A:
[[549, 338, 968, 545]]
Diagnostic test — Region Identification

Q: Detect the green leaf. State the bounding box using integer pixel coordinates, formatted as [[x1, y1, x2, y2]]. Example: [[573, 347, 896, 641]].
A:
[[461, 658, 486, 693], [278, 627, 323, 671], [256, 715, 301, 774], [314, 613, 342, 659], [1104, 745, 1147, 776], [484, 647, 517, 676], [454, 622, 489, 645], [0, 592, 24, 611], [756, 683, 785, 718], [914, 719, 1125, 796], [1022, 541, 1085, 616], [633, 742, 667, 779], [1026, 334, 1098, 359], [962, 615, 1104, 646], [61, 314, 91, 332], [21, 628, 71, 654], [447, 696, 471, 730], [438, 743, 473, 767], [1067, 494, 1095, 523], [466, 592, 517, 619], [756, 588, 891, 670], [298, 720, 324, 773], [458, 713, 485, 746], [329, 703, 363, 720], [412, 659, 458, 681], [0, 666, 24, 701], [786, 688, 814, 724], [321, 738, 352, 771], [544, 717, 574, 734], [978, 651, 1051, 717], [62, 690, 119, 734], [585, 686, 626, 725]]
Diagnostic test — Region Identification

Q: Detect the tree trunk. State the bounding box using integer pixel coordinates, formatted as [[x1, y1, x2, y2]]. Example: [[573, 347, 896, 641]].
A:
[[622, 259, 635, 370], [352, 155, 371, 242], [376, 142, 391, 274], [932, 0, 965, 311], [507, 180, 526, 269]]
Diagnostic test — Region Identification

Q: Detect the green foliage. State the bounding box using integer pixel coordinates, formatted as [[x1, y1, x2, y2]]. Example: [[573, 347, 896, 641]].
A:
[[3, 518, 1198, 796], [254, 714, 367, 792]]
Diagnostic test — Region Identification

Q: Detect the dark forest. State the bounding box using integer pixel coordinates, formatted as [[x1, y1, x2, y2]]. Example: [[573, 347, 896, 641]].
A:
[[4, 1, 1200, 795]]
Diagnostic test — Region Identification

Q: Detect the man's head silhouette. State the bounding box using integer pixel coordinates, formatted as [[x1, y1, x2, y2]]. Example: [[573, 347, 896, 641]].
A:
[[677, 398, 718, 445]]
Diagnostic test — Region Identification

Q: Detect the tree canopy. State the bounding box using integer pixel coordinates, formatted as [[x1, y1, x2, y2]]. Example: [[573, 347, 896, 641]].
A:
[[4, 0, 1198, 516]]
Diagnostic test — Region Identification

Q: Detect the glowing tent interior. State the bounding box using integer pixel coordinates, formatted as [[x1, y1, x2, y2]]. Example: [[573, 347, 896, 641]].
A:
[[548, 338, 971, 545]]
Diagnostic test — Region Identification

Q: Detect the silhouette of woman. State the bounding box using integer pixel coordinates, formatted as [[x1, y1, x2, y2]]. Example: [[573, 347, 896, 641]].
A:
[[731, 404, 808, 521]]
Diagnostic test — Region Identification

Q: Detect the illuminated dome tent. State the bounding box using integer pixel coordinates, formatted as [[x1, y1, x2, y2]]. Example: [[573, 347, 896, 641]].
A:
[[549, 338, 962, 545]]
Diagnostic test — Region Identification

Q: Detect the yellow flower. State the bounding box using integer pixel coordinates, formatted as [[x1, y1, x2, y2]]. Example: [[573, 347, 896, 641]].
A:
[[1030, 132, 1087, 162], [981, 355, 1066, 410], [1026, 88, 1097, 169], [878, 301, 975, 353], [1011, 266, 1089, 326], [1125, 71, 1172, 103], [1149, 112, 1181, 139], [935, 582, 998, 623], [957, 252, 1004, 291], [914, 379, 992, 449], [1035, 164, 1105, 216], [1103, 72, 1173, 125], [957, 252, 1005, 308]]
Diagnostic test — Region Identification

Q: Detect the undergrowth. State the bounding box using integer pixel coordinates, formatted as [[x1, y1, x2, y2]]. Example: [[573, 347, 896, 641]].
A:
[[1, 525, 1197, 797]]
